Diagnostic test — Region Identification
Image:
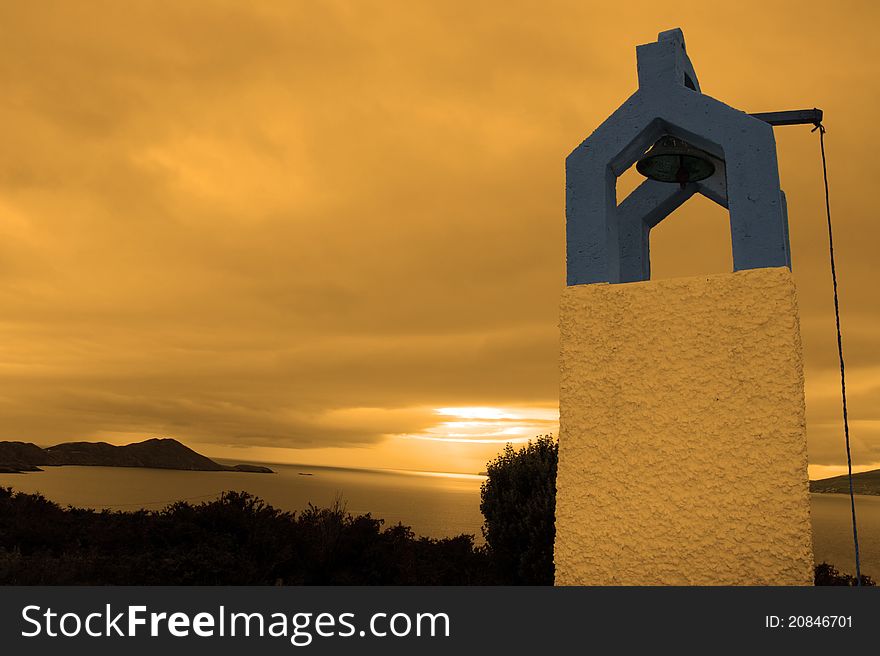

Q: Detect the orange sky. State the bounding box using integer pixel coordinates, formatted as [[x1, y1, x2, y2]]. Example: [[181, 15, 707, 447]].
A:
[[0, 1, 877, 476]]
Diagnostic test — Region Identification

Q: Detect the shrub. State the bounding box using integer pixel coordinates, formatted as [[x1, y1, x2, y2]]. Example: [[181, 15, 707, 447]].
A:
[[479, 435, 557, 584], [814, 561, 875, 586]]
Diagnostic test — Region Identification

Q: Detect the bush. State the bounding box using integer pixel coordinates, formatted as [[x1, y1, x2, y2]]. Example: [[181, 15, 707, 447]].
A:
[[479, 435, 557, 584], [0, 487, 494, 585], [814, 561, 875, 586]]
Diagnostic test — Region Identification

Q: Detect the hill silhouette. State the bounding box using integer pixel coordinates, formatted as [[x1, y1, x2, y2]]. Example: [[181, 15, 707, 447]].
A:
[[810, 469, 880, 495], [811, 468, 880, 496], [0, 438, 271, 474]]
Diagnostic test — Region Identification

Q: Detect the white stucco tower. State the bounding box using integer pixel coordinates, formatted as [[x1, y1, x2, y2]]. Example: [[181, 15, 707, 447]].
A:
[[553, 29, 814, 585]]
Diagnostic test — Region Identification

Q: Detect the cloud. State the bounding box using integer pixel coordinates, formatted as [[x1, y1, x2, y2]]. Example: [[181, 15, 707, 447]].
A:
[[0, 2, 876, 468]]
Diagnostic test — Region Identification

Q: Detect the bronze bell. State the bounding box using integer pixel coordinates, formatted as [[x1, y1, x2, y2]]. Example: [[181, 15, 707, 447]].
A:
[[636, 135, 715, 188]]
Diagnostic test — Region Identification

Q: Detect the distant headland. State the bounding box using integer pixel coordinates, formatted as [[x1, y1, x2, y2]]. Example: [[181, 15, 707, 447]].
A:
[[810, 468, 880, 496], [0, 438, 273, 474]]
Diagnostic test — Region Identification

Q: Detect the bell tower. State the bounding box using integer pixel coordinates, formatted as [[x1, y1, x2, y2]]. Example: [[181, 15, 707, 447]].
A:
[[553, 28, 814, 585]]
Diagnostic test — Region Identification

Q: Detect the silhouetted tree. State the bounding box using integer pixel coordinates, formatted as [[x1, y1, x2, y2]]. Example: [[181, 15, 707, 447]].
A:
[[480, 435, 557, 584]]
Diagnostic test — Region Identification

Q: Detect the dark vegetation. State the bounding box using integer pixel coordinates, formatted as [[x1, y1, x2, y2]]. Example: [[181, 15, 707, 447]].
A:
[[0, 488, 490, 585], [480, 435, 557, 584], [814, 562, 875, 586], [0, 435, 871, 585]]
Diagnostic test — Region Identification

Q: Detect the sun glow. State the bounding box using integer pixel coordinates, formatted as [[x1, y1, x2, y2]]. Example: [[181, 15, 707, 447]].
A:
[[397, 405, 558, 445], [435, 407, 517, 420]]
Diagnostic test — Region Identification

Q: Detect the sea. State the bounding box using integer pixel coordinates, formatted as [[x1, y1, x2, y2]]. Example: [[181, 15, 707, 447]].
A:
[[1, 461, 876, 580]]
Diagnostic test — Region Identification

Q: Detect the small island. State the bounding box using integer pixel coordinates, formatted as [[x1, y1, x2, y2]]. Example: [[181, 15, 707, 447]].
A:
[[0, 438, 273, 474]]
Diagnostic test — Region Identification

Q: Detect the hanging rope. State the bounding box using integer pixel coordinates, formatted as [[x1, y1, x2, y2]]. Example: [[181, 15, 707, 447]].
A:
[[813, 121, 862, 585]]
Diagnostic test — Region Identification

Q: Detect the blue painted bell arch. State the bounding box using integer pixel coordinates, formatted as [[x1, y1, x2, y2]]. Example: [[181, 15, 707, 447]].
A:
[[566, 29, 792, 285]]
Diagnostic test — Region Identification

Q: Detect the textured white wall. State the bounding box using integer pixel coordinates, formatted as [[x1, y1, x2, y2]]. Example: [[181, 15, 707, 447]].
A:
[[554, 268, 813, 585]]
